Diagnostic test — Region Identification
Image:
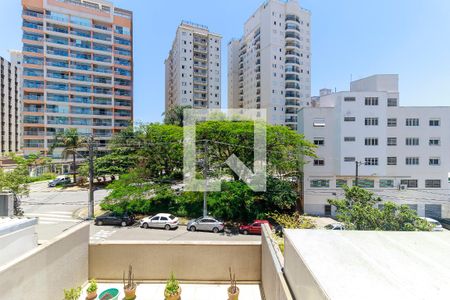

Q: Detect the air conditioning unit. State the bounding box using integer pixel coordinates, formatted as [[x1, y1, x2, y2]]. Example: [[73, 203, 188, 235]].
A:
[[398, 184, 408, 191]]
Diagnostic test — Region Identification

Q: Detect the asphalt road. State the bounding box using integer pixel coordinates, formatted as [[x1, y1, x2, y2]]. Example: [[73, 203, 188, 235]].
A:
[[90, 223, 261, 243], [22, 182, 261, 243], [22, 181, 108, 241]]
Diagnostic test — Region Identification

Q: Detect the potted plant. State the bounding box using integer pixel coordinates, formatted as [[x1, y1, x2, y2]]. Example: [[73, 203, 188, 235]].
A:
[[86, 278, 98, 300], [164, 272, 181, 300], [64, 286, 82, 300], [123, 265, 137, 300], [228, 268, 239, 300]]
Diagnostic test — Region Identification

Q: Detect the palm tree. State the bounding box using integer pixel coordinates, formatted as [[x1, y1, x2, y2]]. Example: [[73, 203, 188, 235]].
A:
[[51, 128, 87, 184]]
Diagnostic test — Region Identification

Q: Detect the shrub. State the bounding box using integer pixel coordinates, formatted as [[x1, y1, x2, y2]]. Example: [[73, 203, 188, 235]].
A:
[[268, 212, 316, 229], [27, 172, 56, 183], [64, 286, 81, 300]]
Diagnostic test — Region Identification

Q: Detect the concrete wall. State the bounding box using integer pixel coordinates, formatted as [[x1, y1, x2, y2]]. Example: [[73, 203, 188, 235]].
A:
[[0, 226, 37, 266], [0, 223, 89, 299], [283, 232, 329, 300], [89, 241, 261, 282], [261, 224, 293, 300]]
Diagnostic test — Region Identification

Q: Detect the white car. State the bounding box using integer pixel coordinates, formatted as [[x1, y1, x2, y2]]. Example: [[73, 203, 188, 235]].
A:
[[140, 213, 179, 230], [324, 223, 345, 230], [420, 217, 443, 231]]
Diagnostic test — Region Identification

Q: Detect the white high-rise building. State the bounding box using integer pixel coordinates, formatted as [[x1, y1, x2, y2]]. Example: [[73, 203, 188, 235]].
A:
[[0, 54, 22, 154], [165, 21, 222, 111], [228, 0, 311, 130], [298, 74, 450, 219]]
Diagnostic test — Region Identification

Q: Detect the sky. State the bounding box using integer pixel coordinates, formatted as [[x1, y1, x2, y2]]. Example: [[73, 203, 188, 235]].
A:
[[1, 0, 450, 124]]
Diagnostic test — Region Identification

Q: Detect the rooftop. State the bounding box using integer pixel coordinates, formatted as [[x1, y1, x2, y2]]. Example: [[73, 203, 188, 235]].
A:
[[284, 229, 450, 300]]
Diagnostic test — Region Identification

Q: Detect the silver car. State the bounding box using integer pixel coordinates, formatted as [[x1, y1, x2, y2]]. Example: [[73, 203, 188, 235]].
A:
[[187, 217, 224, 233], [140, 213, 179, 230]]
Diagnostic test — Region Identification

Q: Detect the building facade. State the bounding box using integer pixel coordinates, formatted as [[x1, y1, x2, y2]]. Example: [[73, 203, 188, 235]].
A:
[[165, 21, 222, 111], [228, 0, 311, 130], [21, 0, 133, 156], [299, 74, 450, 219], [0, 55, 21, 154]]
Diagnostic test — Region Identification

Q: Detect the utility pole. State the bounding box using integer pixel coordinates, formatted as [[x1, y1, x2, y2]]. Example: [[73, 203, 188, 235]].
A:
[[88, 135, 95, 220], [355, 161, 365, 187], [203, 140, 208, 218]]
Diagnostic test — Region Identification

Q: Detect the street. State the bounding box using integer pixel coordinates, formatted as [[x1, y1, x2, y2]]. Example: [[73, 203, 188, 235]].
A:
[[22, 182, 261, 243], [22, 181, 108, 241]]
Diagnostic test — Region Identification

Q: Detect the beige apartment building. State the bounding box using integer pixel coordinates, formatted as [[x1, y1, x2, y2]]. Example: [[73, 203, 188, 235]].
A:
[[228, 0, 311, 130], [21, 0, 133, 156], [165, 21, 222, 112], [0, 54, 21, 154]]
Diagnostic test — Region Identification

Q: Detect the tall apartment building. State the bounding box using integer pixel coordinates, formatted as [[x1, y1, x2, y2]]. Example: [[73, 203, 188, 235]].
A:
[[165, 21, 222, 111], [298, 74, 450, 219], [21, 0, 133, 156], [228, 0, 311, 130], [0, 55, 21, 154]]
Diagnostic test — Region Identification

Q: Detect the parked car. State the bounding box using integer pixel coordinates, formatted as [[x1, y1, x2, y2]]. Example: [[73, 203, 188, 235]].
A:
[[140, 213, 179, 230], [48, 176, 71, 187], [239, 220, 271, 235], [187, 217, 224, 233], [420, 217, 443, 231], [95, 213, 134, 227], [438, 218, 450, 230], [325, 223, 345, 230]]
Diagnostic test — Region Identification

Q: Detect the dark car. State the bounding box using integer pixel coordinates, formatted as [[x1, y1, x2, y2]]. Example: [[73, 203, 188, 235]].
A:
[[94, 213, 134, 227], [438, 218, 450, 230], [239, 220, 271, 235]]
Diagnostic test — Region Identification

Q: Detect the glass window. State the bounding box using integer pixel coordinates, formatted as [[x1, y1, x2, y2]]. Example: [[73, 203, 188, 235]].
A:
[[365, 138, 378, 146], [115, 25, 131, 35], [313, 118, 325, 127], [387, 118, 397, 127], [429, 119, 440, 126], [344, 117, 356, 122], [406, 157, 419, 165], [405, 138, 419, 146], [310, 180, 330, 188], [344, 97, 355, 102], [365, 118, 378, 126], [387, 98, 398, 107], [365, 97, 379, 106], [406, 118, 419, 126], [344, 137, 355, 142], [425, 180, 441, 188], [353, 179, 374, 188], [379, 179, 394, 188], [160, 217, 168, 221], [313, 137, 324, 146], [336, 179, 347, 188], [365, 158, 378, 166], [46, 11, 69, 22], [387, 137, 397, 146], [429, 158, 440, 166], [313, 159, 325, 166], [344, 157, 355, 162], [151, 217, 160, 221], [71, 16, 91, 27], [387, 157, 397, 166], [429, 138, 440, 146]]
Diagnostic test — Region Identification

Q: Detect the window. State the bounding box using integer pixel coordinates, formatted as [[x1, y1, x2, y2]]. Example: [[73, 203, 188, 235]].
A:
[[400, 179, 418, 188], [387, 98, 398, 107], [405, 138, 419, 146], [406, 157, 419, 165], [313, 137, 324, 146], [429, 119, 440, 126], [344, 97, 355, 102], [429, 138, 440, 146], [365, 97, 379, 106], [387, 118, 397, 127], [365, 158, 378, 166], [344, 116, 356, 122], [336, 179, 347, 188], [429, 157, 440, 166], [353, 179, 375, 188], [344, 137, 356, 142], [344, 157, 355, 162], [324, 205, 332, 216], [365, 118, 378, 126], [160, 217, 168, 221], [314, 159, 325, 166], [406, 118, 419, 126], [313, 118, 325, 127], [380, 179, 394, 188], [387, 137, 397, 146], [387, 157, 397, 165], [310, 179, 330, 188], [365, 138, 378, 146], [425, 180, 441, 188]]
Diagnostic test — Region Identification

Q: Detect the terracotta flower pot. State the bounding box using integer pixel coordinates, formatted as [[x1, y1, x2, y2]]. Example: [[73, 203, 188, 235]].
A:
[[124, 285, 136, 300], [228, 286, 240, 300], [86, 290, 97, 300], [164, 287, 181, 300]]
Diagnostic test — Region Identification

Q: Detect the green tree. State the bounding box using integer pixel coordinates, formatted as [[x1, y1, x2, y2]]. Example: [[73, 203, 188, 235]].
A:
[[51, 128, 87, 183], [328, 186, 431, 231], [0, 154, 33, 215], [163, 105, 192, 126]]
